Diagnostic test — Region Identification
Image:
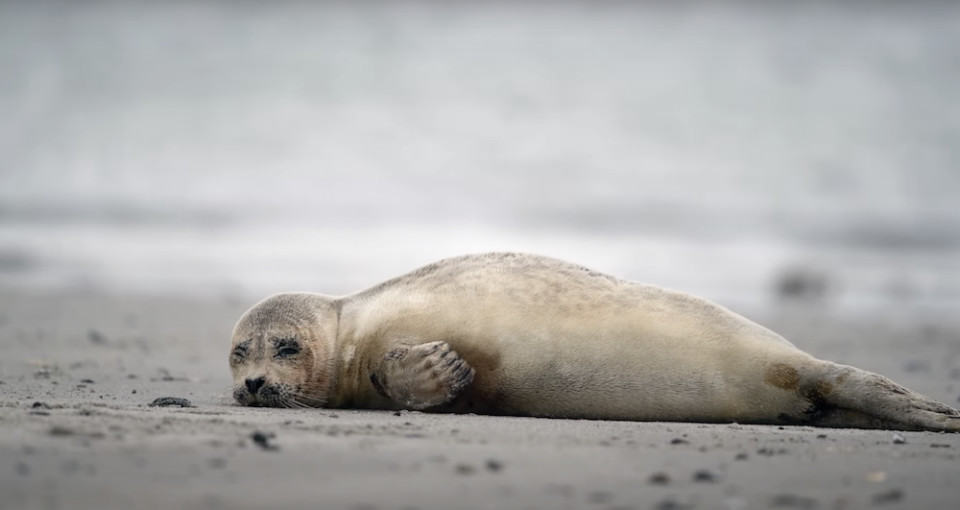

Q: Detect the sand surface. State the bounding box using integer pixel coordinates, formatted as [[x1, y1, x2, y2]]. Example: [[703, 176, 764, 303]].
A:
[[1, 289, 958, 510]]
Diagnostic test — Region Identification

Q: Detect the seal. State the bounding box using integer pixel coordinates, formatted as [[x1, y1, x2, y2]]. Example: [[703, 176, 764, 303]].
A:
[[229, 252, 960, 432]]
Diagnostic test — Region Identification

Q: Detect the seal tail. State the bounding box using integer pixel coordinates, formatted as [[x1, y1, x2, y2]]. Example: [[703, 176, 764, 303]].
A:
[[805, 361, 960, 432]]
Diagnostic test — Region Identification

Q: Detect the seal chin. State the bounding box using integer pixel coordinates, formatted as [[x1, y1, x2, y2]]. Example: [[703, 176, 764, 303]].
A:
[[233, 383, 322, 408], [233, 386, 258, 406]]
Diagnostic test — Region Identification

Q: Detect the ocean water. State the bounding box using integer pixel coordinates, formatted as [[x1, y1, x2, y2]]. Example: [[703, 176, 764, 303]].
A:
[[1, 1, 959, 314]]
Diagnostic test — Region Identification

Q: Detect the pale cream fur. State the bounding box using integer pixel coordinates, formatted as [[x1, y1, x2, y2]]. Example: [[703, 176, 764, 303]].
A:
[[230, 253, 960, 431]]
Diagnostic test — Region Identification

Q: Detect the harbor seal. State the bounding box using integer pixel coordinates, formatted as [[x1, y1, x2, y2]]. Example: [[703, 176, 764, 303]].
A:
[[229, 252, 960, 432]]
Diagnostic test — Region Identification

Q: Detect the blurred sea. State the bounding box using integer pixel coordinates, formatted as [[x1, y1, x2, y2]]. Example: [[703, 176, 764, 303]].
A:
[[1, 1, 959, 314]]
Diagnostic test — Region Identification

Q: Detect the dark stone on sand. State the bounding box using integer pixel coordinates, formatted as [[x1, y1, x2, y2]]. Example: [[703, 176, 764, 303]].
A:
[[648, 471, 670, 485], [734, 452, 749, 460], [693, 469, 717, 483], [88, 329, 107, 344], [670, 437, 689, 445], [757, 447, 788, 456], [655, 498, 691, 510], [80, 378, 95, 384], [771, 494, 818, 508], [49, 425, 75, 436], [31, 402, 50, 409], [930, 443, 950, 448], [454, 464, 475, 475], [872, 488, 903, 505], [148, 397, 193, 408], [587, 490, 611, 504], [251, 430, 278, 451], [485, 459, 503, 472]]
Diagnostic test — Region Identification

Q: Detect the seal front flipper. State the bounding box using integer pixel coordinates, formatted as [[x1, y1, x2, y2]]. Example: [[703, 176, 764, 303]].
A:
[[369, 341, 476, 410]]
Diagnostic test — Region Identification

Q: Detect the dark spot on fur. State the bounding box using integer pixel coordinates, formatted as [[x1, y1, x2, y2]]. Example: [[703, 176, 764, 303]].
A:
[[815, 380, 833, 396], [764, 363, 799, 390]]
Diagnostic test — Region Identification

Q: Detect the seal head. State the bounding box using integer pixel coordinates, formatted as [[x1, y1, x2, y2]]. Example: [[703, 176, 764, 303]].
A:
[[229, 293, 339, 407]]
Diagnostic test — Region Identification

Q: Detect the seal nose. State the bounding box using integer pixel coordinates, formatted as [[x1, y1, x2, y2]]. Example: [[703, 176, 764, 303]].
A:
[[245, 376, 266, 395]]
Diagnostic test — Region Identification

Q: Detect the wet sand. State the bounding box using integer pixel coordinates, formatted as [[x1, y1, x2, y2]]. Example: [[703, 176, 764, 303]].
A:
[[1, 289, 958, 510]]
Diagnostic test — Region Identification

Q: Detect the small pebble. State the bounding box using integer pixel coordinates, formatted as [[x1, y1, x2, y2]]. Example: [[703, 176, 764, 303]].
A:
[[757, 447, 788, 456], [670, 438, 689, 445], [251, 430, 278, 451], [80, 378, 95, 384], [872, 488, 903, 505], [655, 498, 690, 510], [485, 459, 503, 472], [771, 494, 818, 509], [892, 434, 906, 444], [734, 452, 749, 461], [648, 472, 671, 485], [49, 426, 75, 436], [31, 402, 50, 409], [148, 397, 193, 408], [454, 464, 475, 475], [692, 469, 717, 483], [88, 329, 107, 344], [588, 491, 611, 504]]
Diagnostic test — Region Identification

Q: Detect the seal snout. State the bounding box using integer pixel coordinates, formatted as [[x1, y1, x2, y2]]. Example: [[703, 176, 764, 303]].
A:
[[245, 376, 266, 395]]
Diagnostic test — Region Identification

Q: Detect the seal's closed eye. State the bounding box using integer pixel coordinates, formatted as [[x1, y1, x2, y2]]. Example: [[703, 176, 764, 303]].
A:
[[231, 340, 251, 364], [273, 338, 301, 358]]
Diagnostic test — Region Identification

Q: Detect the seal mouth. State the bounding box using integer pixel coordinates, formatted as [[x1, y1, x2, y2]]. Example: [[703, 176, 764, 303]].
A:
[[233, 383, 325, 408]]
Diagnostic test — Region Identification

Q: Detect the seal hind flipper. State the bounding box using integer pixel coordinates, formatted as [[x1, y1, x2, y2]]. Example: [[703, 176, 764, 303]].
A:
[[370, 341, 476, 410], [806, 362, 960, 432]]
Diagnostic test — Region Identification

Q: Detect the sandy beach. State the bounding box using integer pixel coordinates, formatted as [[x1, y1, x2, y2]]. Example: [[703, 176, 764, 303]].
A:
[[1, 288, 958, 510], [3, 2, 960, 508]]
